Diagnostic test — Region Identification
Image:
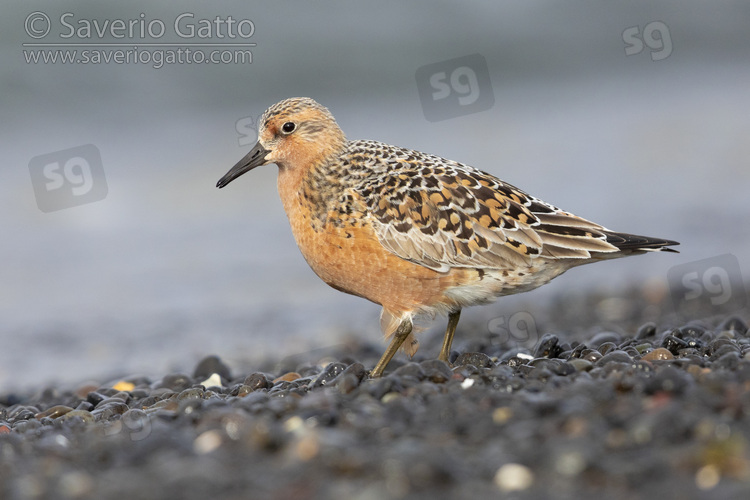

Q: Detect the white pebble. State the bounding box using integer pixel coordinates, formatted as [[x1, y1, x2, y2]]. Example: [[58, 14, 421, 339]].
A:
[[193, 430, 222, 454], [695, 464, 721, 490], [494, 463, 534, 492], [199, 373, 223, 388]]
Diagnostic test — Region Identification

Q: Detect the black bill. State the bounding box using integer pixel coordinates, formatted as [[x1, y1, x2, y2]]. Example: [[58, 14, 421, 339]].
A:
[[216, 142, 270, 188]]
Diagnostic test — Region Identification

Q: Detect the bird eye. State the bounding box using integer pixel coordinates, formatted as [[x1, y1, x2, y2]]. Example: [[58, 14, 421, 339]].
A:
[[281, 122, 296, 134]]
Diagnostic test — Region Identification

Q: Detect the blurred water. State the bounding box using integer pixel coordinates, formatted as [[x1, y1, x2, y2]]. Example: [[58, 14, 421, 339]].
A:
[[1, 1, 749, 390]]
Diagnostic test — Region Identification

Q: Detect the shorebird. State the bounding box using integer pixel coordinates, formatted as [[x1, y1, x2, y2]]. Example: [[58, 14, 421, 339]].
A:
[[217, 97, 678, 377]]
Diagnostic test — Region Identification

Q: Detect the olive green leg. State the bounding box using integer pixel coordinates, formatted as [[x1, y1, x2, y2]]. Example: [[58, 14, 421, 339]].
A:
[[370, 319, 413, 378], [438, 310, 461, 363]]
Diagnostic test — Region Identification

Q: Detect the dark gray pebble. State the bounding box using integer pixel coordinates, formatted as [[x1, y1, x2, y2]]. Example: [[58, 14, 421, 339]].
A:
[[312, 362, 348, 388], [157, 373, 193, 392], [333, 373, 360, 394], [589, 331, 622, 348], [720, 315, 748, 336], [337, 362, 366, 383], [243, 373, 271, 391], [92, 402, 129, 421], [392, 362, 426, 380], [535, 334, 563, 358], [595, 350, 634, 367], [86, 392, 106, 406], [193, 355, 232, 380], [454, 352, 493, 369], [581, 349, 603, 363], [636, 322, 657, 339], [597, 341, 619, 355], [419, 359, 453, 383], [661, 334, 690, 355]]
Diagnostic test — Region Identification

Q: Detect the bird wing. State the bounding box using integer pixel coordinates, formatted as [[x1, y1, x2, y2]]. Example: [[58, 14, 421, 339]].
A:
[[352, 143, 621, 272]]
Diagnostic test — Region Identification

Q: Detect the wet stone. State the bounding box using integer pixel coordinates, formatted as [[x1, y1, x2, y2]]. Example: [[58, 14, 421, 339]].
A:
[[636, 322, 657, 339], [61, 410, 95, 424], [193, 355, 232, 380], [662, 335, 690, 355], [720, 315, 748, 336], [92, 402, 129, 421], [641, 348, 674, 361], [419, 359, 453, 383], [713, 351, 741, 370], [338, 362, 366, 383], [243, 373, 271, 391], [710, 344, 740, 361], [392, 362, 426, 380], [158, 374, 193, 392], [535, 334, 563, 358], [678, 325, 706, 339], [568, 343, 587, 359], [454, 352, 493, 369], [581, 350, 603, 363], [273, 372, 301, 383], [312, 362, 348, 388], [589, 332, 622, 348], [177, 388, 205, 401], [334, 373, 360, 394], [86, 392, 106, 406], [96, 397, 128, 409], [35, 405, 73, 420], [8, 406, 39, 423], [568, 359, 593, 372], [368, 376, 405, 400], [233, 385, 255, 397], [130, 389, 150, 399], [597, 342, 618, 355], [13, 419, 42, 433], [76, 401, 94, 411], [529, 358, 575, 376], [596, 350, 633, 367], [499, 348, 532, 363], [505, 355, 531, 368]]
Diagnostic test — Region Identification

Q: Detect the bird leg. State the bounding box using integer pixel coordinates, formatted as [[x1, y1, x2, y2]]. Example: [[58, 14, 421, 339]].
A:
[[370, 318, 413, 378], [438, 310, 461, 363]]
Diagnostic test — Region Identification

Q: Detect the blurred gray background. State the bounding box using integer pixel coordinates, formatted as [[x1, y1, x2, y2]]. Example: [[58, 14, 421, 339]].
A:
[[2, 1, 748, 390]]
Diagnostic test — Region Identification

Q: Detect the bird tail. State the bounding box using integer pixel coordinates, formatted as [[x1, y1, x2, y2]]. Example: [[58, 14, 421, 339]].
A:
[[603, 231, 680, 253]]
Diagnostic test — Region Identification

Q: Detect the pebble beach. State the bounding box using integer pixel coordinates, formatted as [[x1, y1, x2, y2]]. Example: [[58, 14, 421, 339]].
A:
[[2, 289, 749, 500]]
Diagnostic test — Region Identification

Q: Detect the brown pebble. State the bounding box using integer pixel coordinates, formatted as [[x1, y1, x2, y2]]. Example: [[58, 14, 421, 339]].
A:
[[35, 405, 74, 420], [143, 399, 179, 414], [74, 383, 100, 399], [273, 372, 301, 383], [236, 385, 255, 397], [642, 348, 674, 361], [61, 410, 95, 424]]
